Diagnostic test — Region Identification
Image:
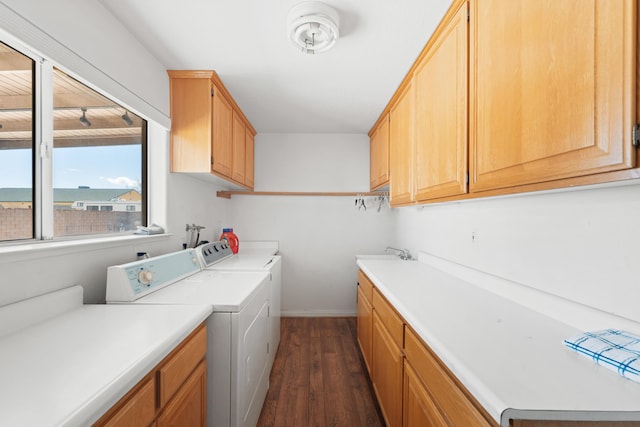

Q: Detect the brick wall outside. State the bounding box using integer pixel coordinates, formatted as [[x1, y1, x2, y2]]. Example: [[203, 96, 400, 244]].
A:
[[0, 208, 142, 240], [0, 208, 32, 240]]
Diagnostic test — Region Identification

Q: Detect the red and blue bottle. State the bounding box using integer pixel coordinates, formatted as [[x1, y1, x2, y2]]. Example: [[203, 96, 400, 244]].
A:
[[220, 228, 239, 254]]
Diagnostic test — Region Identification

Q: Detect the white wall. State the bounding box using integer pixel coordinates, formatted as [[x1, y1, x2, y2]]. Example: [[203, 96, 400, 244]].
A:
[[230, 134, 396, 316], [394, 182, 640, 324]]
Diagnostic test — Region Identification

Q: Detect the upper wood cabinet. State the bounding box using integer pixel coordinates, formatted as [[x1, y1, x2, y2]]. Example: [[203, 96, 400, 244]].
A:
[[232, 110, 246, 183], [469, 0, 636, 192], [389, 80, 415, 206], [370, 0, 638, 205], [414, 1, 468, 201], [212, 86, 233, 178], [369, 113, 390, 190], [245, 128, 255, 189], [168, 70, 256, 190]]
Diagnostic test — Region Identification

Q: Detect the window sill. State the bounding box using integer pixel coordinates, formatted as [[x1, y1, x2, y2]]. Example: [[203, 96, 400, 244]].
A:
[[0, 233, 172, 264]]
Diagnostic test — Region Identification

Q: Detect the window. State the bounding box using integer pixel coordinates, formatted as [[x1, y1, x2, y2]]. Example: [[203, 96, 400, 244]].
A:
[[0, 41, 147, 243], [0, 42, 34, 241]]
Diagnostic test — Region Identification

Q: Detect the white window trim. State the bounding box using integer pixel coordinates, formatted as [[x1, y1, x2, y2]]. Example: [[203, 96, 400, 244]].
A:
[[39, 59, 54, 240]]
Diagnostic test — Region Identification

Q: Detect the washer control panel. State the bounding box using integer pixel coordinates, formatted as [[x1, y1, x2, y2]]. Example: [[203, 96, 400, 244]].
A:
[[197, 241, 234, 267], [106, 249, 201, 302]]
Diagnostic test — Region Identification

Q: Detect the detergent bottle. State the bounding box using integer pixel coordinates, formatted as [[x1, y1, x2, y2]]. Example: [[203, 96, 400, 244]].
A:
[[220, 228, 239, 254]]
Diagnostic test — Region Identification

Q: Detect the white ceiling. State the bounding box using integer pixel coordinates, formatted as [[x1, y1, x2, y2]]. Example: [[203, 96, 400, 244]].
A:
[[98, 0, 452, 134]]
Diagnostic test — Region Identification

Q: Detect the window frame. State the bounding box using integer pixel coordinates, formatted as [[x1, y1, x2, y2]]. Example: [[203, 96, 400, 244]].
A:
[[0, 38, 148, 245]]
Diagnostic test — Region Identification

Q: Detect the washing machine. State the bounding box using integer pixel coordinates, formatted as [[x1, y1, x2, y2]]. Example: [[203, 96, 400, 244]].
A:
[[196, 241, 281, 367], [105, 248, 270, 427]]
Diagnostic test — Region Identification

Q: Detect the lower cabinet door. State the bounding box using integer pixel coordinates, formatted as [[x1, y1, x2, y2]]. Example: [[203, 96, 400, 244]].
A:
[[94, 376, 156, 427], [357, 287, 373, 375], [157, 360, 207, 427], [372, 310, 404, 427], [403, 360, 448, 427]]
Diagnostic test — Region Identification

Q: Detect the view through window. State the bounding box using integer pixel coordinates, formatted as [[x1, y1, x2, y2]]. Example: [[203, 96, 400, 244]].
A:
[[0, 41, 147, 242], [0, 42, 34, 240], [52, 69, 146, 237]]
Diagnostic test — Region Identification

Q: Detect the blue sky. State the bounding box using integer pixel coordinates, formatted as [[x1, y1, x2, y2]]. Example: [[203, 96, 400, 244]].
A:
[[0, 145, 141, 190]]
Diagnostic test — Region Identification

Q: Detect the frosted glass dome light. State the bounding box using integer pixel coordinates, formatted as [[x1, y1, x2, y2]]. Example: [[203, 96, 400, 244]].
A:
[[287, 1, 340, 54]]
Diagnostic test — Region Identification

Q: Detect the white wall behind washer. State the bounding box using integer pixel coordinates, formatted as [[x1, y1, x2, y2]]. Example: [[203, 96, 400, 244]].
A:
[[229, 134, 396, 316]]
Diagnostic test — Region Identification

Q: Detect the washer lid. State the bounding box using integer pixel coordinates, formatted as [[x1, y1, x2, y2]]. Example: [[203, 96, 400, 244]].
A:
[[131, 270, 269, 312]]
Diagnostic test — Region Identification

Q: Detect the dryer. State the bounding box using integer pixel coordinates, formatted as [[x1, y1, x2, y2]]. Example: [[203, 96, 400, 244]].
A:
[[105, 249, 270, 427], [197, 241, 281, 367]]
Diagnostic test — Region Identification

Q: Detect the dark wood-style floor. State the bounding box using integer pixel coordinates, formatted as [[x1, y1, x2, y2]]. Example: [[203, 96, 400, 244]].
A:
[[257, 317, 385, 427]]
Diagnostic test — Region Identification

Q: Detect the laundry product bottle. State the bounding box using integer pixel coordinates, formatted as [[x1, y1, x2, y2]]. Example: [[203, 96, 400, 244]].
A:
[[220, 228, 239, 254]]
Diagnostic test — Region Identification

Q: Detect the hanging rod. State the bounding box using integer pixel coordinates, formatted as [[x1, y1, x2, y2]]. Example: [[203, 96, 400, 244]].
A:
[[216, 191, 388, 199]]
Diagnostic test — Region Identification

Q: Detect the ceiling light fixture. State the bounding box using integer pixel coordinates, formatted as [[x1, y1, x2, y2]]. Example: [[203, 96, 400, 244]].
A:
[[287, 1, 339, 55], [121, 111, 133, 126], [79, 107, 91, 128]]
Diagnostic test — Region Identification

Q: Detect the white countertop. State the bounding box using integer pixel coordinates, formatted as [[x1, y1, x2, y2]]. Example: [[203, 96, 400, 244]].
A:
[[357, 259, 640, 425], [0, 303, 212, 427]]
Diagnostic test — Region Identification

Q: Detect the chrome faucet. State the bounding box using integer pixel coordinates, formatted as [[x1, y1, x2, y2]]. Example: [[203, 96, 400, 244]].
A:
[[385, 246, 412, 260]]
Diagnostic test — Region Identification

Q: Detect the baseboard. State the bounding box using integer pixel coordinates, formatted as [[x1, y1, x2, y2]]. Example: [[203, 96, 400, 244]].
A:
[[281, 310, 357, 317]]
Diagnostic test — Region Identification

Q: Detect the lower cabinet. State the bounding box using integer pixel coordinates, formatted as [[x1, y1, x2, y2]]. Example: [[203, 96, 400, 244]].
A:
[[157, 360, 207, 427], [358, 269, 640, 427], [404, 326, 492, 427], [357, 286, 373, 375], [372, 310, 404, 427], [358, 269, 496, 427], [93, 324, 207, 427], [403, 360, 448, 427]]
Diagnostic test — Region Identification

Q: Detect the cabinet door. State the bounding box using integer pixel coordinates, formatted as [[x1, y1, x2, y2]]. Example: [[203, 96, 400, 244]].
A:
[[245, 128, 255, 189], [470, 0, 635, 192], [93, 377, 156, 427], [372, 310, 404, 427], [389, 81, 415, 206], [404, 327, 492, 427], [211, 86, 233, 177], [157, 360, 207, 427], [168, 76, 212, 173], [357, 286, 373, 376], [414, 1, 468, 201], [403, 361, 448, 427], [370, 115, 390, 190], [158, 325, 207, 407], [232, 111, 246, 183]]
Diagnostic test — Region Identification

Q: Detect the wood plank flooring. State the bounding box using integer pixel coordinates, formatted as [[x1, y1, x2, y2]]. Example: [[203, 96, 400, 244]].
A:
[[257, 317, 385, 427]]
